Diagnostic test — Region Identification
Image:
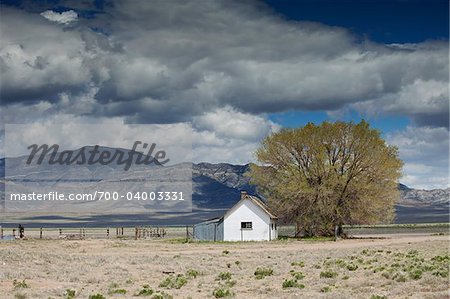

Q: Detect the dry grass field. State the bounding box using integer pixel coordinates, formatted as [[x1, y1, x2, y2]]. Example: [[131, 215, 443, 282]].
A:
[[0, 233, 449, 299]]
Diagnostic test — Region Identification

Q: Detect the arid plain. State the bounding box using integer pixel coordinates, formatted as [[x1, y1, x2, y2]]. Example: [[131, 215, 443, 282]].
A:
[[0, 232, 448, 299]]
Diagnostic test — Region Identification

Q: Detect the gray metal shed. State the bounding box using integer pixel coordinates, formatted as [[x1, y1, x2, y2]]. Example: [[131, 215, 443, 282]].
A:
[[193, 217, 224, 241]]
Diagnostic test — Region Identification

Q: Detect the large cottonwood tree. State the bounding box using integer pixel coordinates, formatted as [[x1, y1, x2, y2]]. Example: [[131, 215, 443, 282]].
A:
[[248, 120, 403, 237]]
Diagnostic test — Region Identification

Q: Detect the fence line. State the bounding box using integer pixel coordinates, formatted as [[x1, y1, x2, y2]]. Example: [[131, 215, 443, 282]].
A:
[[1, 224, 447, 241], [0, 226, 193, 240]]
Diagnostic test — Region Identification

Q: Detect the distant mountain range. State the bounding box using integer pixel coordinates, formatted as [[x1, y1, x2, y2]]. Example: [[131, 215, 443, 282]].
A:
[[398, 183, 449, 206], [396, 183, 449, 223], [0, 149, 448, 225]]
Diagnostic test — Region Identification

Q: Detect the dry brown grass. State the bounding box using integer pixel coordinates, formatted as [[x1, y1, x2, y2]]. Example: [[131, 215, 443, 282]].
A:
[[0, 234, 448, 299]]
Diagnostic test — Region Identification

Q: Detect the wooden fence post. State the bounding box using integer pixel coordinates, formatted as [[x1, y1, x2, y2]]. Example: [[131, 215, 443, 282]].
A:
[[12, 229, 16, 238], [40, 228, 43, 239], [107, 228, 109, 238], [59, 228, 62, 237], [135, 227, 138, 240], [0, 227, 3, 239]]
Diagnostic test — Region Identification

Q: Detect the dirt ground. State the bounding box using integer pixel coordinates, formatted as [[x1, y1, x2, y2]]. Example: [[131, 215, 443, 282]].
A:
[[0, 234, 448, 299]]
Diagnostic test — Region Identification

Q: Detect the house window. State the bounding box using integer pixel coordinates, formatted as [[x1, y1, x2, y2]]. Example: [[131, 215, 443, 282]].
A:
[[241, 222, 252, 229]]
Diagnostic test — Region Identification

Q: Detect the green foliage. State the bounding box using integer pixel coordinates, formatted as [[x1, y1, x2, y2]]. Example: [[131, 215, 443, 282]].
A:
[[370, 295, 387, 299], [431, 254, 449, 263], [14, 294, 26, 299], [432, 269, 449, 278], [291, 261, 305, 267], [64, 289, 76, 299], [333, 259, 346, 267], [186, 269, 200, 279], [375, 250, 449, 282], [212, 286, 233, 298], [315, 249, 448, 286], [150, 292, 173, 299], [136, 285, 154, 296], [217, 272, 232, 280], [409, 269, 422, 280], [107, 282, 127, 295], [254, 267, 273, 279], [88, 294, 106, 299], [159, 274, 188, 289], [13, 279, 28, 289], [289, 270, 305, 280], [158, 269, 200, 291], [248, 120, 403, 236], [320, 286, 331, 293], [346, 263, 358, 271], [320, 270, 337, 278], [282, 279, 305, 289]]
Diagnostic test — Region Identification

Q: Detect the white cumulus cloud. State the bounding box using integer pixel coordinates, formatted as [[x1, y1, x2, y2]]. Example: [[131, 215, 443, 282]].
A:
[[41, 10, 78, 25], [387, 126, 449, 189]]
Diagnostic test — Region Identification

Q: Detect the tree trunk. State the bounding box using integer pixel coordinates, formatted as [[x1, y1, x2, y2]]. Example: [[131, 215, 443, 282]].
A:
[[295, 222, 301, 237], [334, 224, 344, 240]]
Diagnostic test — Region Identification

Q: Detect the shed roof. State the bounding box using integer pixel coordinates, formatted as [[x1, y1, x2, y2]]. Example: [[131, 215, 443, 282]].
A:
[[195, 216, 224, 225]]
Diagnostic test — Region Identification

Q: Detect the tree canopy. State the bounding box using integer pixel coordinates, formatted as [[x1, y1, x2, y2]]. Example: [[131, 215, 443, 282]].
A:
[[248, 120, 403, 237]]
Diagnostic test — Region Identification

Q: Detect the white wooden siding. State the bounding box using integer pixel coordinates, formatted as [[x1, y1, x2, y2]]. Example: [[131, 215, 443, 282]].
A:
[[223, 199, 272, 241]]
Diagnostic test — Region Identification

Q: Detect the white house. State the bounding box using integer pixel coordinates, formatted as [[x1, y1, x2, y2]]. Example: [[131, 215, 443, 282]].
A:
[[193, 191, 278, 241]]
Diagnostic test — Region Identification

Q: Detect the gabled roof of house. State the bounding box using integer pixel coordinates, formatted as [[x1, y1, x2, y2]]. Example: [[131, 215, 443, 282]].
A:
[[195, 191, 277, 225], [225, 191, 278, 219], [246, 194, 278, 219]]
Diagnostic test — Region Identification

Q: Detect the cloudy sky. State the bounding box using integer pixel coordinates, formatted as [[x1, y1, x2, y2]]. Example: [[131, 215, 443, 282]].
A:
[[0, 0, 448, 189]]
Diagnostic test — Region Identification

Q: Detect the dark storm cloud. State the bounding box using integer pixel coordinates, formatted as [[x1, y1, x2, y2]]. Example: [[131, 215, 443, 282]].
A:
[[0, 0, 448, 128], [414, 113, 449, 128]]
